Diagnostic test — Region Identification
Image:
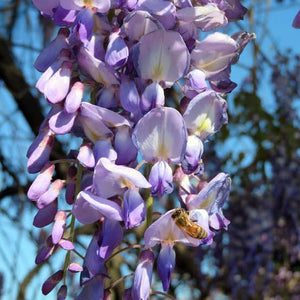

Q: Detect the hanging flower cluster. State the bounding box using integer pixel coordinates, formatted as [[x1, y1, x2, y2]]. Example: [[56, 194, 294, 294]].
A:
[[28, 0, 255, 298]]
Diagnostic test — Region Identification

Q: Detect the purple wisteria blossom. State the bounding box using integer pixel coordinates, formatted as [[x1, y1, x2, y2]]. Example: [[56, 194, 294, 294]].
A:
[[28, 0, 253, 297]]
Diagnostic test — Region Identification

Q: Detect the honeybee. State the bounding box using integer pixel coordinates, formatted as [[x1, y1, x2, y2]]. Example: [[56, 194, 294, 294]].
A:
[[171, 208, 208, 239]]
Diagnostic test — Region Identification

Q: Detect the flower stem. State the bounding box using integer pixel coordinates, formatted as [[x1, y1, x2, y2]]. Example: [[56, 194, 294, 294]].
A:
[[108, 272, 134, 290], [105, 244, 144, 265], [146, 195, 153, 228], [151, 290, 176, 299], [63, 164, 83, 284], [50, 159, 77, 165]]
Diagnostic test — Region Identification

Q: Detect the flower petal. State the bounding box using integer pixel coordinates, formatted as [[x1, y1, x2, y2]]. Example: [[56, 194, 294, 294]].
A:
[[123, 189, 146, 229], [73, 191, 123, 224], [157, 244, 175, 291], [131, 250, 154, 300], [136, 29, 190, 87], [133, 107, 187, 163], [93, 158, 151, 198], [183, 90, 228, 140]]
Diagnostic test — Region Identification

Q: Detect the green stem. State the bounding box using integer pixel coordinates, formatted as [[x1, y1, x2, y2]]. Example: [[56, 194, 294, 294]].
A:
[[63, 164, 83, 284], [146, 195, 153, 228], [151, 290, 176, 299], [105, 244, 143, 265], [108, 272, 134, 290]]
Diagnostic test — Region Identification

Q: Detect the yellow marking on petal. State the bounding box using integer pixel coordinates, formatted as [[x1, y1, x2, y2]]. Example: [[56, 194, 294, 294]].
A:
[[84, 128, 111, 142], [200, 194, 214, 209], [157, 142, 168, 160], [196, 117, 212, 135], [152, 64, 163, 81], [120, 177, 135, 189], [84, 0, 93, 8]]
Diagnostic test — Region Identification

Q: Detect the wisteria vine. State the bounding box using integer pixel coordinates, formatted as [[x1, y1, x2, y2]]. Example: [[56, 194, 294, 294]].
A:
[[27, 0, 255, 298]]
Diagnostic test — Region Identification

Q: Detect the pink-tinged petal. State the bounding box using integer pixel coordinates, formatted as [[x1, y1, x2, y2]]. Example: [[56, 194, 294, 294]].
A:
[[131, 250, 154, 300], [52, 211, 66, 244], [293, 10, 300, 28], [176, 4, 227, 32], [58, 239, 75, 250], [119, 77, 140, 113], [94, 140, 117, 163], [144, 209, 204, 248], [33, 200, 58, 228], [77, 46, 119, 86], [94, 158, 151, 198], [122, 10, 161, 41], [49, 108, 76, 135], [114, 126, 137, 165], [65, 81, 84, 113], [34, 28, 69, 72], [37, 179, 64, 209], [27, 163, 55, 200], [77, 143, 95, 168], [136, 29, 190, 87], [73, 191, 123, 223], [57, 285, 67, 300], [123, 189, 146, 229], [141, 82, 165, 113], [27, 131, 54, 174], [98, 219, 123, 259], [149, 161, 174, 197], [68, 263, 83, 273], [191, 32, 237, 79], [138, 0, 176, 30], [42, 270, 64, 295], [132, 107, 187, 163], [183, 90, 228, 140], [32, 0, 59, 16], [44, 61, 73, 103], [105, 31, 129, 67]]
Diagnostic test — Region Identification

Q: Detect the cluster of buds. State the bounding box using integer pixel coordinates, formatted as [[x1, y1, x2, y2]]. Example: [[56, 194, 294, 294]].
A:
[[27, 0, 255, 298]]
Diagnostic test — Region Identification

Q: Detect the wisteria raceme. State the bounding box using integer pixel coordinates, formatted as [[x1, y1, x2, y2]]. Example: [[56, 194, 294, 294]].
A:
[[28, 0, 255, 298]]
